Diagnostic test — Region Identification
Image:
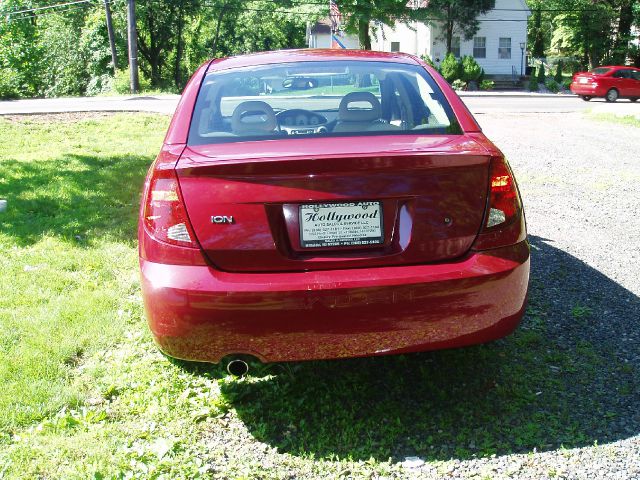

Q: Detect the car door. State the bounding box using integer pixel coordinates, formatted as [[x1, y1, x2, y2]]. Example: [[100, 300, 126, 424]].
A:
[[610, 69, 630, 95]]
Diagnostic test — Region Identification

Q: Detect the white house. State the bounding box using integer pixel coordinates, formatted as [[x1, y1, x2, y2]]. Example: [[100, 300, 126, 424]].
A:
[[307, 0, 531, 75]]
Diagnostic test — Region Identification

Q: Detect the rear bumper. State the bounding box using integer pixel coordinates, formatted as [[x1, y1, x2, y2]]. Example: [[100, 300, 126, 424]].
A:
[[570, 83, 605, 96], [140, 241, 530, 363]]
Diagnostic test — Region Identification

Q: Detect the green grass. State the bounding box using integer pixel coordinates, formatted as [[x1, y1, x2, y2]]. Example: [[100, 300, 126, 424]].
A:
[[587, 112, 640, 128], [0, 114, 636, 478], [0, 113, 166, 431]]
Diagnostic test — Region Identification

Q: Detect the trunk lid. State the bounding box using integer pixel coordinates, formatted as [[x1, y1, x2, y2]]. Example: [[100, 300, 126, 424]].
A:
[[574, 72, 603, 85], [177, 135, 491, 273]]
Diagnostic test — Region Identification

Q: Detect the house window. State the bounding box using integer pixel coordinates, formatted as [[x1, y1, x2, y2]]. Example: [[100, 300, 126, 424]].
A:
[[451, 36, 461, 57], [499, 37, 511, 59], [473, 37, 486, 58], [390, 41, 400, 52]]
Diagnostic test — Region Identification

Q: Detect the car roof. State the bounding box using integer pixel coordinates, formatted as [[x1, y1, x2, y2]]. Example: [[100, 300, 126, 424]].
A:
[[207, 49, 420, 72]]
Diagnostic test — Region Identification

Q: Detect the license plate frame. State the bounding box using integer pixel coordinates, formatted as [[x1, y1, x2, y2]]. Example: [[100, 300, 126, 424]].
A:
[[299, 201, 384, 249]]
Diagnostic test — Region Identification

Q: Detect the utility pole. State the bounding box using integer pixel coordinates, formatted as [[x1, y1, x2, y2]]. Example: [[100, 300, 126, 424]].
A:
[[103, 0, 118, 72], [126, 0, 140, 93]]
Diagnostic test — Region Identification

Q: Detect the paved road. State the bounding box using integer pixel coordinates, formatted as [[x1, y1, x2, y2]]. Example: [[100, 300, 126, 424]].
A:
[[1, 93, 638, 117], [0, 95, 180, 115]]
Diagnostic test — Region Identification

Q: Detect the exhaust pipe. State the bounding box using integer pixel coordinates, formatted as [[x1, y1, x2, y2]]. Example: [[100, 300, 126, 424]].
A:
[[226, 358, 249, 377]]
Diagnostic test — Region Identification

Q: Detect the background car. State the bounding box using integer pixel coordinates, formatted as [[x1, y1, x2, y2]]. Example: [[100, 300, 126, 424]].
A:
[[139, 49, 529, 375], [570, 66, 640, 102]]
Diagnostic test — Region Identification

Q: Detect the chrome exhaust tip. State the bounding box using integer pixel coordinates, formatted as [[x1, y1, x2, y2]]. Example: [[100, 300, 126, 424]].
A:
[[226, 358, 249, 377]]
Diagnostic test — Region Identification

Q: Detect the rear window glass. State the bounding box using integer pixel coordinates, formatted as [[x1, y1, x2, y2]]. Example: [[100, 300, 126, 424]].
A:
[[188, 60, 461, 145], [590, 67, 611, 75]]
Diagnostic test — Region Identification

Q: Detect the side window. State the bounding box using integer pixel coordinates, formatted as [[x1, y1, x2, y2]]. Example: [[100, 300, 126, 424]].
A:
[[632, 70, 640, 80], [498, 38, 511, 59], [473, 37, 486, 58], [612, 70, 626, 79]]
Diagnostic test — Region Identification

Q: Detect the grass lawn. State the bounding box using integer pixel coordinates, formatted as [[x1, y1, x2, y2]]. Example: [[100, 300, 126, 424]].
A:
[[0, 113, 635, 479], [0, 113, 223, 478], [587, 112, 640, 128]]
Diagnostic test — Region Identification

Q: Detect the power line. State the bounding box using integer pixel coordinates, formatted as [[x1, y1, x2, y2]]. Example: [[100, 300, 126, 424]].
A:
[[4, 0, 96, 17], [5, 2, 99, 22]]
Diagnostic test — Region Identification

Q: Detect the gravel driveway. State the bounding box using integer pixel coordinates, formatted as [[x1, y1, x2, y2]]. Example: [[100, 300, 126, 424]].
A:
[[202, 112, 640, 479], [443, 112, 640, 479]]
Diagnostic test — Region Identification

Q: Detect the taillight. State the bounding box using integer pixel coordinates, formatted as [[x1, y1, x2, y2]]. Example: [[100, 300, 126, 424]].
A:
[[472, 156, 526, 251], [144, 168, 198, 247], [139, 145, 207, 266]]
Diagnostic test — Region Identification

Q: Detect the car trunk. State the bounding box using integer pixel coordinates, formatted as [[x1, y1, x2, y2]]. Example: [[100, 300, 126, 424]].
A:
[[177, 135, 491, 273], [574, 73, 599, 84]]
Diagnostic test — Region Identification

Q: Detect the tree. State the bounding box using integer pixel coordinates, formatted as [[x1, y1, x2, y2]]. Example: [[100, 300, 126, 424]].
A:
[[0, 1, 42, 98], [531, 6, 545, 57], [554, 60, 563, 82], [611, 0, 635, 64], [333, 0, 412, 50], [551, 2, 615, 69], [419, 0, 495, 54], [536, 0, 640, 69]]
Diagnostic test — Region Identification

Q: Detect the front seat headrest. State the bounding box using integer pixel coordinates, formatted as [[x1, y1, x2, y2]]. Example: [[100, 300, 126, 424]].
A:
[[338, 92, 382, 122], [231, 101, 277, 135]]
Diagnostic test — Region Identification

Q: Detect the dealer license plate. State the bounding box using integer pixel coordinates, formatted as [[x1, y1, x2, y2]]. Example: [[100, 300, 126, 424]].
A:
[[299, 201, 383, 248]]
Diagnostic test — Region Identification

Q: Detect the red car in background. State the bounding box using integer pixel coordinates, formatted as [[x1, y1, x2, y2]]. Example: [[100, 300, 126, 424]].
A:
[[139, 49, 529, 375], [570, 66, 640, 102]]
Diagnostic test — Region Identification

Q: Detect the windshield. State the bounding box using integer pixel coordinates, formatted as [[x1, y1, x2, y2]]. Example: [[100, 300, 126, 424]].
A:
[[188, 60, 461, 145], [590, 67, 611, 75]]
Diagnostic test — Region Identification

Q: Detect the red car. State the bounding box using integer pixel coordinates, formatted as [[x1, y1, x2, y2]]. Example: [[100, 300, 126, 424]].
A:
[[139, 49, 529, 374], [570, 65, 640, 102]]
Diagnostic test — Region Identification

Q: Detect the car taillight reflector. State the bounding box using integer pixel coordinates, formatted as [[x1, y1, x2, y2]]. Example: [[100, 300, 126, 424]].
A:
[[144, 169, 198, 248], [472, 156, 526, 251]]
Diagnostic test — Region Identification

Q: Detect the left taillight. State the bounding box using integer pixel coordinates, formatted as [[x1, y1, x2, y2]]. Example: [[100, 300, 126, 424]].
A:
[[144, 168, 198, 247], [139, 146, 206, 266]]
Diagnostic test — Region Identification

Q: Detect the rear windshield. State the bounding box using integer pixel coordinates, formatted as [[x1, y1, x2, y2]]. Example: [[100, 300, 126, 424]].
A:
[[188, 60, 461, 145], [590, 67, 611, 75]]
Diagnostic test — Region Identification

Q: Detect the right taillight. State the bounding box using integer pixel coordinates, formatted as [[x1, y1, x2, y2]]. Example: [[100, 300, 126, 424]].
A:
[[472, 156, 526, 251]]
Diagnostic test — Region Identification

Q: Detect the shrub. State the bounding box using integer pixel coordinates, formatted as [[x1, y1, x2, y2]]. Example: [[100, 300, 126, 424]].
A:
[[528, 75, 539, 91], [0, 69, 21, 100], [451, 79, 467, 91], [562, 78, 572, 89], [479, 80, 494, 90], [440, 53, 463, 83], [86, 74, 113, 96], [461, 55, 482, 82], [554, 60, 563, 83], [545, 79, 560, 93], [536, 65, 546, 84]]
